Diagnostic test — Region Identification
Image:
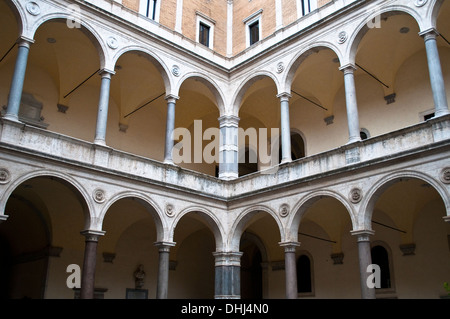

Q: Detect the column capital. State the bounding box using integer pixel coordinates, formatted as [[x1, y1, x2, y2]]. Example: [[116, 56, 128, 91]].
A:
[[419, 28, 439, 41], [443, 216, 450, 223], [80, 229, 106, 242], [218, 114, 240, 127], [165, 94, 179, 103], [350, 229, 375, 242], [212, 251, 243, 266], [277, 92, 292, 102], [279, 241, 301, 252], [339, 63, 357, 74], [154, 241, 176, 252], [98, 68, 115, 78], [0, 214, 9, 223], [17, 36, 35, 47]]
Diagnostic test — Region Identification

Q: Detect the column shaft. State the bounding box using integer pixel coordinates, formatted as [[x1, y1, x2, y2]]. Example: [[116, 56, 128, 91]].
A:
[[340, 65, 361, 144], [94, 71, 114, 145], [278, 93, 292, 164], [280, 242, 300, 299], [4, 39, 33, 121], [218, 115, 240, 180], [421, 30, 449, 117], [213, 252, 242, 299], [164, 95, 178, 164], [155, 242, 175, 299], [352, 230, 376, 299], [80, 230, 104, 299]]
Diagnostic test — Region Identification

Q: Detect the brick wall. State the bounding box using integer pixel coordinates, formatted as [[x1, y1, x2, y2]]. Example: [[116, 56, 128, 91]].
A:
[[181, 0, 227, 55], [123, 0, 139, 12], [282, 0, 298, 27], [159, 0, 177, 30]]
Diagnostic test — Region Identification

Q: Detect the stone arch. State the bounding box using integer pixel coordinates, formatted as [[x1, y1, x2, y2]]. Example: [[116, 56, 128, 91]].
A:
[[359, 170, 450, 231], [171, 206, 225, 251], [28, 13, 107, 70], [347, 6, 424, 66], [98, 191, 167, 243], [288, 190, 357, 243], [0, 169, 92, 230], [284, 43, 344, 93], [430, 0, 446, 29], [231, 71, 281, 116], [175, 72, 226, 116], [229, 205, 284, 252], [112, 46, 172, 96]]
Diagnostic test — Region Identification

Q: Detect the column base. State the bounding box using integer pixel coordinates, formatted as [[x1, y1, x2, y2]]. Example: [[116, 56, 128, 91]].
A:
[[214, 294, 240, 299], [435, 109, 450, 118]]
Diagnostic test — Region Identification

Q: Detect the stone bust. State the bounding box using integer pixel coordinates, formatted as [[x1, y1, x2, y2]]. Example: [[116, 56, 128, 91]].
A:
[[134, 264, 145, 289]]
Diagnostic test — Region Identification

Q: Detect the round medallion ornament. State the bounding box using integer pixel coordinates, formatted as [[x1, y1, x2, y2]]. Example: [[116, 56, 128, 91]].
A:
[[0, 168, 11, 184], [279, 204, 290, 218], [93, 189, 106, 203], [172, 65, 181, 77], [349, 188, 363, 204], [26, 2, 41, 16], [276, 62, 285, 74], [414, 0, 428, 7], [165, 204, 175, 217], [107, 36, 118, 49], [440, 167, 450, 184], [337, 31, 348, 44]]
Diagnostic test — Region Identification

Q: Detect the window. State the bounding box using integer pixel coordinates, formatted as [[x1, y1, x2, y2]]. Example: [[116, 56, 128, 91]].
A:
[[139, 0, 160, 22], [249, 21, 260, 45], [199, 22, 210, 47], [360, 128, 370, 140], [297, 255, 313, 294], [196, 13, 215, 49], [297, 0, 317, 18], [371, 245, 391, 289], [244, 10, 262, 48]]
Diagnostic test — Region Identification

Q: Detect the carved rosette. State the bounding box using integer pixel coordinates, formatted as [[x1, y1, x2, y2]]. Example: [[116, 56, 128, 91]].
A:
[[0, 168, 11, 184], [172, 65, 181, 77], [93, 188, 106, 204], [279, 204, 290, 218], [276, 62, 285, 74], [337, 31, 348, 44], [107, 36, 118, 49], [165, 204, 175, 217], [26, 2, 41, 16], [440, 167, 450, 184], [414, 0, 428, 7], [349, 188, 363, 204]]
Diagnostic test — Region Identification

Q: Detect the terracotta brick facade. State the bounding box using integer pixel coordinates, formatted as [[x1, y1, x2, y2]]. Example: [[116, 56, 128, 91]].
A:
[[120, 1, 331, 56]]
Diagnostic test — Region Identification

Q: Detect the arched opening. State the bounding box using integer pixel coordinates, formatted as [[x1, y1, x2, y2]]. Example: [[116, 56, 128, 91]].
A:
[[174, 77, 222, 177], [278, 131, 306, 163], [171, 211, 222, 298], [16, 19, 103, 142], [0, 175, 87, 299], [109, 50, 167, 161], [237, 75, 280, 174], [368, 177, 450, 298], [98, 196, 163, 299]]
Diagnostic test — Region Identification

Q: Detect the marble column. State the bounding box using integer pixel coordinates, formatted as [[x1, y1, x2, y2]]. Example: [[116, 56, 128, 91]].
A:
[[351, 230, 376, 299], [4, 38, 34, 122], [340, 64, 362, 144], [80, 230, 105, 299], [218, 115, 240, 180], [213, 251, 243, 299], [280, 241, 300, 299], [164, 95, 179, 164], [420, 29, 449, 117], [277, 93, 292, 164], [94, 70, 115, 145], [154, 241, 175, 299]]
